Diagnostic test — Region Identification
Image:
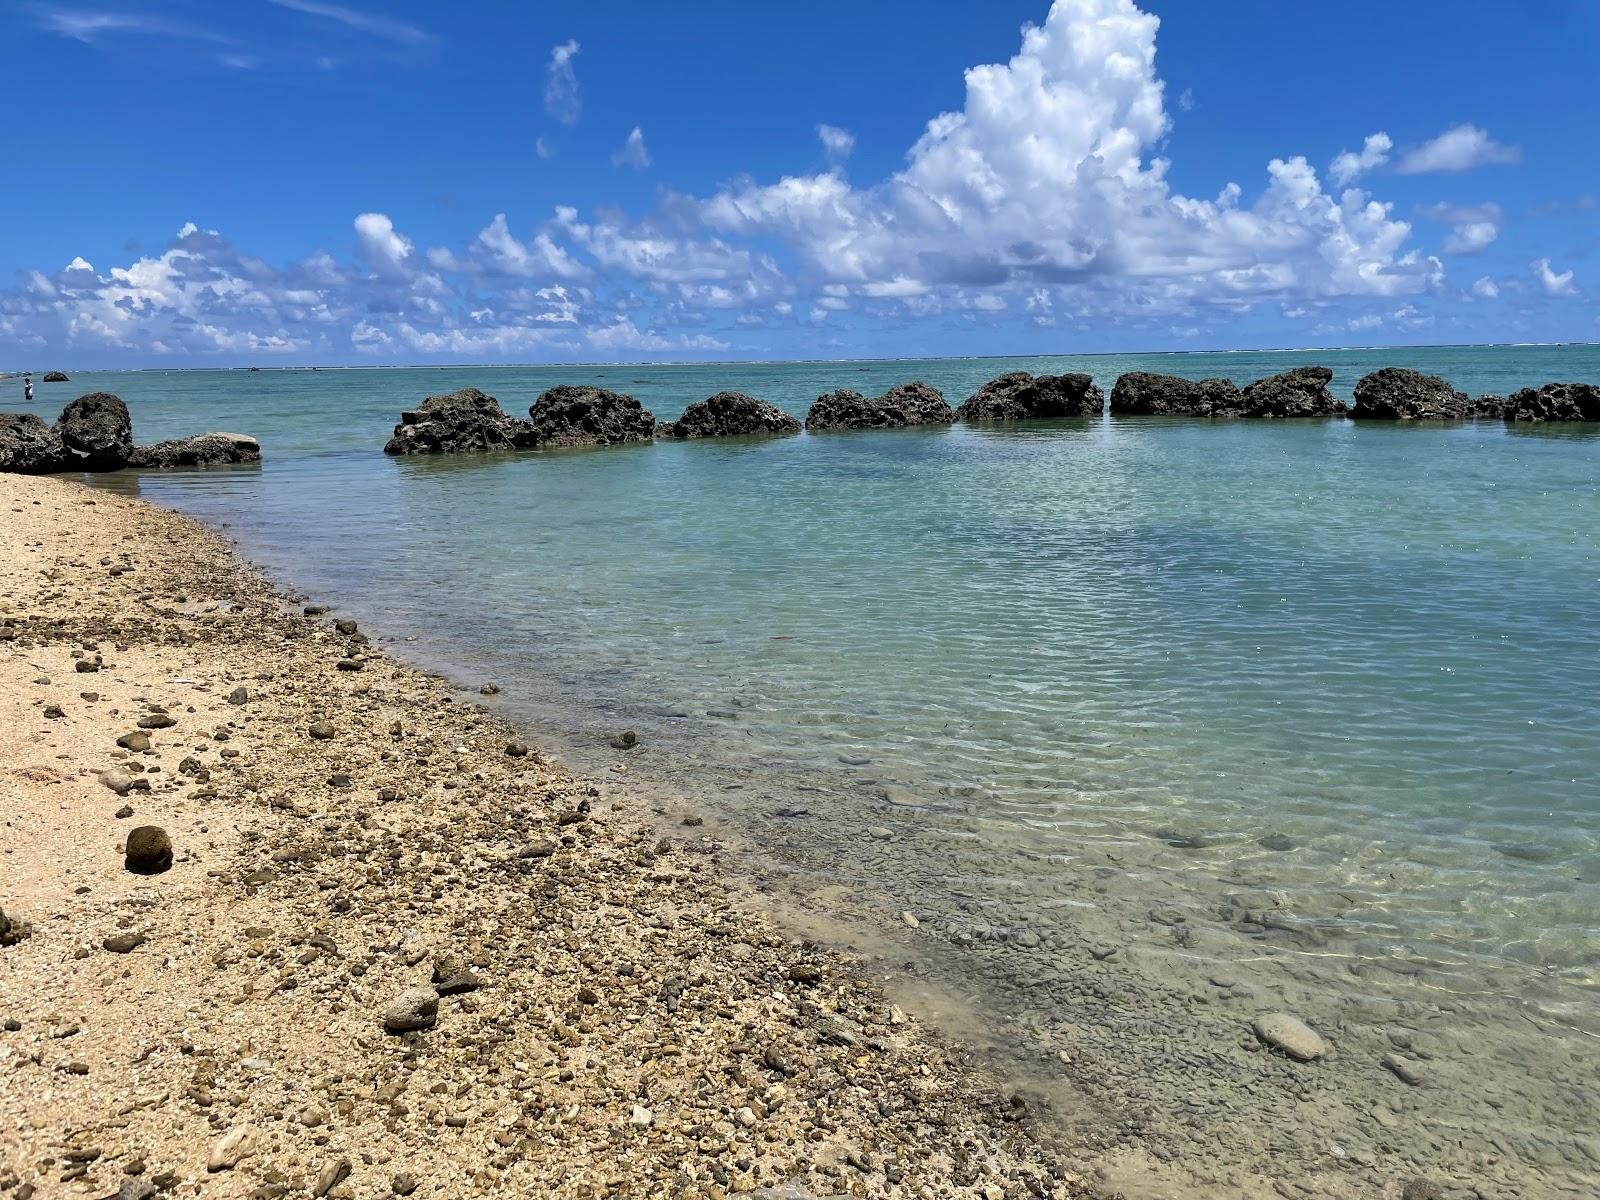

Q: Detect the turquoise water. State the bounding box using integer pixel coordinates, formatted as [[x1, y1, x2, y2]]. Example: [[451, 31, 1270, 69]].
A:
[[10, 347, 1600, 1192]]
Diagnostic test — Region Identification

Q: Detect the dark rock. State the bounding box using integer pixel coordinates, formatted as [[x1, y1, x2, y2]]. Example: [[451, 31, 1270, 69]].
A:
[[0, 412, 70, 474], [55, 392, 133, 467], [0, 907, 33, 947], [308, 720, 335, 740], [1469, 394, 1506, 419], [227, 687, 249, 706], [1108, 372, 1242, 416], [1400, 1179, 1444, 1200], [1238, 366, 1346, 417], [383, 388, 535, 455], [656, 391, 801, 439], [504, 740, 530, 758], [1502, 381, 1600, 422], [610, 730, 638, 750], [527, 385, 655, 447], [804, 381, 954, 431], [957, 372, 1104, 421], [102, 931, 146, 954], [42, 371, 70, 383], [126, 433, 260, 469], [124, 826, 173, 875], [117, 731, 152, 752], [136, 714, 177, 730], [334, 619, 358, 635], [1351, 367, 1471, 419]]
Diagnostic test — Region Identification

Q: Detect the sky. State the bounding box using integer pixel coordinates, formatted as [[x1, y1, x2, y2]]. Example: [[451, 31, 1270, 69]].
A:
[[2, 0, 1597, 367]]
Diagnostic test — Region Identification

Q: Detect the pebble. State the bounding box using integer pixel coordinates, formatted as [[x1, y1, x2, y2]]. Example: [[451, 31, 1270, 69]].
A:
[[391, 1173, 418, 1196], [629, 1103, 654, 1127], [308, 720, 335, 740], [207, 1125, 259, 1172], [610, 729, 638, 749], [227, 686, 249, 705], [116, 731, 152, 752], [1383, 1052, 1425, 1086], [124, 826, 173, 875], [312, 1158, 351, 1197], [334, 619, 358, 635], [383, 987, 439, 1034], [43, 704, 64, 719], [1258, 834, 1298, 851], [1400, 1180, 1444, 1200], [102, 932, 146, 954], [100, 768, 139, 796], [136, 714, 177, 730], [1252, 1013, 1328, 1062], [505, 741, 530, 758], [117, 1181, 158, 1200]]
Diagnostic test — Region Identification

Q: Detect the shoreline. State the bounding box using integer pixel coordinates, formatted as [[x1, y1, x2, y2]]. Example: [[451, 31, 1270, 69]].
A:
[[0, 474, 1080, 1199]]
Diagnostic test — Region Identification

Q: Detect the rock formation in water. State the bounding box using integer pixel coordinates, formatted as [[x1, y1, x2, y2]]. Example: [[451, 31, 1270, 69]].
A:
[[1108, 372, 1242, 416], [956, 372, 1105, 421], [1500, 381, 1600, 422], [1237, 366, 1346, 417], [0, 412, 70, 474], [42, 371, 69, 383], [656, 391, 801, 439], [383, 387, 536, 455], [55, 391, 134, 467], [127, 433, 261, 468], [804, 381, 954, 431], [1351, 368, 1472, 419], [527, 385, 656, 447]]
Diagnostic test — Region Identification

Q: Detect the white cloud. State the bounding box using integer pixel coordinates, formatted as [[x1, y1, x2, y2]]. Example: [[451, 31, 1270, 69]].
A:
[[1397, 124, 1521, 174], [817, 125, 855, 161], [1470, 276, 1499, 300], [1416, 201, 1503, 254], [699, 0, 1439, 311], [269, 0, 430, 44], [353, 212, 413, 276], [544, 40, 582, 125], [38, 8, 233, 45], [613, 126, 651, 169], [1532, 257, 1577, 297], [1176, 87, 1194, 111], [535, 136, 552, 160], [466, 214, 589, 280], [1329, 132, 1391, 186]]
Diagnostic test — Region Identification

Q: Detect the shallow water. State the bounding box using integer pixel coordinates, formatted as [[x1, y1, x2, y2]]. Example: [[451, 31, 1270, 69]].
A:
[[11, 347, 1600, 1195]]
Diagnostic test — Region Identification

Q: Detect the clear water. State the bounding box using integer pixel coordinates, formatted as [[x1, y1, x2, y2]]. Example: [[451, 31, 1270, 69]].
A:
[[10, 347, 1600, 1192]]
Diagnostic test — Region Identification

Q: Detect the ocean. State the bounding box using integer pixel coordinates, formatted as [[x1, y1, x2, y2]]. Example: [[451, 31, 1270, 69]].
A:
[[10, 344, 1599, 1195]]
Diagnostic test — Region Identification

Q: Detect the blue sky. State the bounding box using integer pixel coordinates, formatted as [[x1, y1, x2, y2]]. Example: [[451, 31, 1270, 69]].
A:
[[2, 0, 1597, 366]]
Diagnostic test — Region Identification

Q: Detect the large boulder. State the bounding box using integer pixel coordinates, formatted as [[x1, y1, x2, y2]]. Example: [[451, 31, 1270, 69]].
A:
[[957, 372, 1104, 421], [1501, 382, 1600, 422], [1468, 394, 1506, 419], [657, 391, 801, 439], [42, 371, 69, 383], [1351, 368, 1470, 419], [1238, 366, 1346, 417], [1109, 372, 1242, 416], [527, 385, 655, 447], [127, 433, 260, 468], [55, 391, 133, 467], [383, 387, 535, 455], [804, 381, 953, 431], [0, 412, 70, 474]]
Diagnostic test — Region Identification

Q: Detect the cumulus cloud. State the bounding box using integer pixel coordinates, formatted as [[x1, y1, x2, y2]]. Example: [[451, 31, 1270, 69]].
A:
[[1470, 276, 1499, 300], [699, 0, 1439, 313], [613, 126, 651, 169], [354, 212, 414, 276], [544, 40, 582, 125], [1397, 124, 1521, 174], [1329, 132, 1392, 186], [1532, 257, 1577, 297], [1416, 201, 1503, 254], [817, 125, 855, 161]]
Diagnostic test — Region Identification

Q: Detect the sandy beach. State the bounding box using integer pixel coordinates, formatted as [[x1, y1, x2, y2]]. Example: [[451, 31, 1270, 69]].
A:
[[0, 472, 1079, 1200]]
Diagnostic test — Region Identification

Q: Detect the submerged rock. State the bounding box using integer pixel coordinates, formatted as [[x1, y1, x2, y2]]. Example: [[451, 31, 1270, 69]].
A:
[[127, 433, 260, 468], [1502, 381, 1600, 422], [55, 392, 133, 467], [1253, 1012, 1328, 1061], [528, 385, 655, 447], [383, 387, 535, 455], [0, 412, 70, 474], [1238, 366, 1346, 417], [957, 372, 1105, 421], [1351, 367, 1471, 419], [657, 391, 800, 439], [1108, 372, 1242, 416], [804, 381, 954, 431]]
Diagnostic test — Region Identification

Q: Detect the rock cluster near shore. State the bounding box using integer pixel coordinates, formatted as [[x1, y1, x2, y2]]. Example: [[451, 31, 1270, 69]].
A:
[[804, 381, 954, 431], [383, 387, 536, 455], [0, 472, 1078, 1199], [0, 391, 260, 474], [527, 384, 657, 447], [656, 390, 802, 439], [957, 372, 1105, 422]]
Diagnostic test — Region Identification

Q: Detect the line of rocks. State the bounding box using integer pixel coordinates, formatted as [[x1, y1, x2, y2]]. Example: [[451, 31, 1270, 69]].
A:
[[0, 391, 260, 475]]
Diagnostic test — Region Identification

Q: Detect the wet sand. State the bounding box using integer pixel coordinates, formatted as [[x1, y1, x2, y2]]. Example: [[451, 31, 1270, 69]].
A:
[[0, 473, 1079, 1199]]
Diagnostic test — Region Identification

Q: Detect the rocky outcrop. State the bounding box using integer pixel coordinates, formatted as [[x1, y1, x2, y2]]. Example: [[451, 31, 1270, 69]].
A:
[[1501, 382, 1600, 422], [1351, 368, 1471, 419], [656, 391, 801, 439], [127, 433, 261, 468], [0, 412, 69, 474], [1238, 366, 1346, 417], [56, 391, 134, 467], [383, 388, 535, 455], [804, 381, 954, 431], [1109, 372, 1242, 416], [527, 385, 655, 447], [1470, 395, 1506, 419], [42, 371, 69, 383], [957, 372, 1105, 421]]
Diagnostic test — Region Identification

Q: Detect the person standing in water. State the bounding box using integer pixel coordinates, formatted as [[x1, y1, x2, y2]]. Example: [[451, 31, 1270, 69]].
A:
[[22, 376, 31, 403]]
